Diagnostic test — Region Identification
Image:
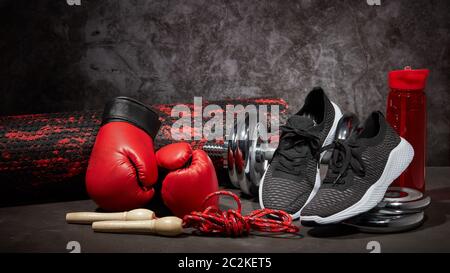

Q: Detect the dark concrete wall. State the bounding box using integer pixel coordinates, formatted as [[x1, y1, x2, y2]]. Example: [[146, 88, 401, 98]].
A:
[[0, 0, 449, 165]]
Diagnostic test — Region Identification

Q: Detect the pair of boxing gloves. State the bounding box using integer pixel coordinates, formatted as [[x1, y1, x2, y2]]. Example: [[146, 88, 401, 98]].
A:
[[85, 97, 218, 217]]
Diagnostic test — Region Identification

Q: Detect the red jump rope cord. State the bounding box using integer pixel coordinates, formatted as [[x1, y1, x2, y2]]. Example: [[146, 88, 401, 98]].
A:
[[182, 190, 300, 237]]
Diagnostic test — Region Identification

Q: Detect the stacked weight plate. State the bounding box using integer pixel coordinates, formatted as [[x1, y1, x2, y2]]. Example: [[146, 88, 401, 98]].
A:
[[344, 187, 431, 233]]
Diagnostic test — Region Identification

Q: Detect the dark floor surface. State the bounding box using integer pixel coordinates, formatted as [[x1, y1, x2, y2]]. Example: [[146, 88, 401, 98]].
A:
[[0, 167, 449, 253]]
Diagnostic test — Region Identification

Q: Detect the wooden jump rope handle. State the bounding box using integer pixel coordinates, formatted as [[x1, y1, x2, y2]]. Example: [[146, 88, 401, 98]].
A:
[[92, 217, 184, 237], [66, 209, 155, 224]]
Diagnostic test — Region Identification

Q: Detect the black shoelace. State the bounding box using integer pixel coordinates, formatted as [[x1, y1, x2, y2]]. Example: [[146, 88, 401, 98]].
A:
[[321, 139, 366, 185], [274, 124, 321, 175]]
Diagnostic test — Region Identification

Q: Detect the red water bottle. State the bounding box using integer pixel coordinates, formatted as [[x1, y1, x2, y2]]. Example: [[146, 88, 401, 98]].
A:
[[386, 66, 429, 192]]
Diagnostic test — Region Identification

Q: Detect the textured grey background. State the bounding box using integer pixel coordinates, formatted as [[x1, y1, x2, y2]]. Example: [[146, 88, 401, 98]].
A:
[[0, 0, 448, 165]]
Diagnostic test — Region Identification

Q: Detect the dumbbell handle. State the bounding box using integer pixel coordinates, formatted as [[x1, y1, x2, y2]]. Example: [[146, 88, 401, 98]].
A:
[[66, 209, 155, 224], [203, 143, 275, 167], [259, 146, 275, 161], [202, 143, 229, 169], [92, 217, 184, 236], [202, 144, 227, 160]]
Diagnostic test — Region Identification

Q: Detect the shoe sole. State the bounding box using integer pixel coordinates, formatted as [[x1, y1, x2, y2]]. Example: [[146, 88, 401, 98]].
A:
[[259, 101, 343, 220], [300, 137, 414, 225]]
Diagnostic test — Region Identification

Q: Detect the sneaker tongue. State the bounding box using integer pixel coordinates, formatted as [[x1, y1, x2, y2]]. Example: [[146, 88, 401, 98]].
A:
[[287, 115, 315, 129]]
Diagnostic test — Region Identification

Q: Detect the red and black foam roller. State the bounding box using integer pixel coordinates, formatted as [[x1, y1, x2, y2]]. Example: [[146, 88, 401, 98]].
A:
[[0, 111, 101, 205]]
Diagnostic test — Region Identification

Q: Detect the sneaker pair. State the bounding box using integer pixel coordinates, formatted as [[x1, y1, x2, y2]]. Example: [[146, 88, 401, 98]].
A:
[[259, 87, 414, 225]]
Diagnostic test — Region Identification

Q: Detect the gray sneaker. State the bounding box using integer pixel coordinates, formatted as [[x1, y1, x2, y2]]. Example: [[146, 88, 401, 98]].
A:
[[259, 87, 342, 220], [301, 111, 414, 225]]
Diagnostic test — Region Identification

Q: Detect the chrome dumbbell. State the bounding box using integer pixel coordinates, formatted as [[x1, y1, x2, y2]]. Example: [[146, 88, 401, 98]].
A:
[[203, 117, 276, 196]]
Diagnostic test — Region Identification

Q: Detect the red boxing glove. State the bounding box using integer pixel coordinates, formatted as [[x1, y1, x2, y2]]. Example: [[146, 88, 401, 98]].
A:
[[86, 97, 161, 211], [156, 143, 219, 217]]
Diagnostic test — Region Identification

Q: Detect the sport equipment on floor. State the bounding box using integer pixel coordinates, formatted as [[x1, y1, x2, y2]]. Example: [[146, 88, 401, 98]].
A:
[[301, 111, 414, 225], [321, 113, 360, 164], [344, 211, 425, 233], [66, 209, 155, 224], [92, 217, 184, 237], [344, 187, 430, 233], [77, 191, 300, 237], [156, 142, 219, 217], [204, 112, 359, 196], [259, 87, 343, 219], [86, 97, 161, 211], [203, 118, 276, 196], [386, 66, 429, 192]]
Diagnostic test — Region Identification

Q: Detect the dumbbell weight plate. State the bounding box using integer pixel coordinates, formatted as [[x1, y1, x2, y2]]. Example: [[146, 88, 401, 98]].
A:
[[344, 211, 425, 233], [377, 196, 431, 211], [227, 117, 269, 195], [227, 121, 240, 188], [235, 116, 253, 195], [321, 113, 359, 164], [375, 187, 431, 211], [248, 122, 270, 195], [382, 187, 423, 202], [335, 113, 359, 140], [366, 207, 423, 216]]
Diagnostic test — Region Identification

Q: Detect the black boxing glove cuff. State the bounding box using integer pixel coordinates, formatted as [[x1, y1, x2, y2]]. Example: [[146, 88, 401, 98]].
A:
[[102, 97, 161, 139]]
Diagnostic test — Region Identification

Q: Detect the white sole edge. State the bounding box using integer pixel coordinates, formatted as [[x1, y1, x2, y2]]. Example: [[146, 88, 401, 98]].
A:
[[301, 137, 414, 224], [259, 101, 343, 220]]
